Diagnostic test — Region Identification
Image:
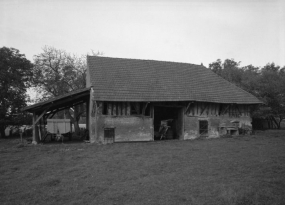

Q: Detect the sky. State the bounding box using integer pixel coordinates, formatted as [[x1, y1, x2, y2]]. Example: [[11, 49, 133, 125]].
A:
[[1, 0, 285, 68]]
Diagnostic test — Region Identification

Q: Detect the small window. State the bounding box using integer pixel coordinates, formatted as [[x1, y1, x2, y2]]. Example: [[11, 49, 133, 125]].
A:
[[104, 128, 115, 143], [199, 120, 208, 135]]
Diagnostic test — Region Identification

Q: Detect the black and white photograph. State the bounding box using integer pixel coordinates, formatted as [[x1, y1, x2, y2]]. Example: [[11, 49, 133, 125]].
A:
[[1, 0, 285, 204]]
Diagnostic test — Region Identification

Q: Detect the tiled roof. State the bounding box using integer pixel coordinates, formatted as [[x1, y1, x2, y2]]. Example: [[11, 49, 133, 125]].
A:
[[87, 56, 262, 104], [22, 87, 90, 112]]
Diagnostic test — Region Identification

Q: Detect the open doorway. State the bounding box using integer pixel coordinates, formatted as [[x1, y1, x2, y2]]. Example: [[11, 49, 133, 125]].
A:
[[154, 106, 183, 140]]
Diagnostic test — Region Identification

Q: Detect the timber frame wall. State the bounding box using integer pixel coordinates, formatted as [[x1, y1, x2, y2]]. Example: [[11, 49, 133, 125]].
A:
[[88, 89, 255, 144]]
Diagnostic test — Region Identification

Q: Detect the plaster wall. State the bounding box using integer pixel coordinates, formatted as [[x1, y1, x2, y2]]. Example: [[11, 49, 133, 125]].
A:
[[96, 115, 153, 142], [183, 115, 252, 140]]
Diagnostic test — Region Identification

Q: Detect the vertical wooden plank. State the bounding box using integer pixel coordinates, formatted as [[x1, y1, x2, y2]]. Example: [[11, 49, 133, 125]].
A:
[[126, 102, 131, 115], [150, 104, 154, 118], [39, 117, 43, 141], [117, 102, 122, 116], [206, 103, 209, 115], [113, 102, 117, 115], [122, 102, 126, 115], [97, 102, 103, 115], [196, 102, 198, 115], [107, 102, 112, 115], [217, 103, 220, 116], [198, 102, 202, 115]]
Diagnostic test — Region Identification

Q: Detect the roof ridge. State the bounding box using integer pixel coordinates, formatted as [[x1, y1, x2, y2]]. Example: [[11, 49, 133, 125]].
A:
[[87, 55, 201, 67]]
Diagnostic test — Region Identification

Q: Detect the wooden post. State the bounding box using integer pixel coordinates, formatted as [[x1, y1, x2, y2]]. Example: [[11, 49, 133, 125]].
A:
[[107, 102, 112, 115], [32, 112, 39, 144], [97, 102, 103, 114], [126, 102, 131, 115], [113, 102, 117, 116], [122, 102, 126, 115], [135, 102, 140, 114], [89, 91, 95, 142], [150, 104, 154, 140], [38, 118, 42, 141], [86, 100, 90, 131], [117, 102, 121, 116]]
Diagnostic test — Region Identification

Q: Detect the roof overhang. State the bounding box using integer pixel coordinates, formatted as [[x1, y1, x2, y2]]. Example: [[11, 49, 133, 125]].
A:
[[22, 87, 91, 113]]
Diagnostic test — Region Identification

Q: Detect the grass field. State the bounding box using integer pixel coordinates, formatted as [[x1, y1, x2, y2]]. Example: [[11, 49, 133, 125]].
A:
[[1, 130, 285, 205]]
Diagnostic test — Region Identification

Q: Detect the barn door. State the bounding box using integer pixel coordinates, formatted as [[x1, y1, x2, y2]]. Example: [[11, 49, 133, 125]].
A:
[[199, 120, 208, 136]]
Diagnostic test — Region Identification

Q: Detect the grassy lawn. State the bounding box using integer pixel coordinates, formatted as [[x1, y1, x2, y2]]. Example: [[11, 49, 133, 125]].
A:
[[1, 130, 285, 205]]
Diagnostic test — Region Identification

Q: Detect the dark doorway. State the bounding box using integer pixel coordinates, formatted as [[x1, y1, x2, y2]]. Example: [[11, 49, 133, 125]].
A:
[[199, 120, 208, 136], [154, 106, 183, 140]]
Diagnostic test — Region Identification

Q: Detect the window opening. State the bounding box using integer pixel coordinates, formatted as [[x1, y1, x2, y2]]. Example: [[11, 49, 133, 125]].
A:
[[104, 128, 115, 143]]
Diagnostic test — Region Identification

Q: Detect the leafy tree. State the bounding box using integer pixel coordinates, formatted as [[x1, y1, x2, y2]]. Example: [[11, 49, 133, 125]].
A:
[[209, 59, 285, 129], [209, 58, 244, 87], [0, 47, 33, 138], [209, 59, 222, 75], [254, 63, 285, 128], [32, 46, 101, 136]]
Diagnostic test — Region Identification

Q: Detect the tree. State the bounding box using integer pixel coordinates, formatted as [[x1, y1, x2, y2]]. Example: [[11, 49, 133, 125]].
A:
[[0, 47, 33, 138], [209, 59, 285, 129], [32, 46, 100, 136], [254, 63, 285, 128], [209, 58, 244, 87]]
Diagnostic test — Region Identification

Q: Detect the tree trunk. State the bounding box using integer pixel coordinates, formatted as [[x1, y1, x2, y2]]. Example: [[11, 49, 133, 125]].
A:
[[73, 120, 80, 135], [65, 105, 84, 137]]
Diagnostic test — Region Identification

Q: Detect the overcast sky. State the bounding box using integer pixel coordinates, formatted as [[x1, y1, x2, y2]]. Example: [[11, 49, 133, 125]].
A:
[[1, 0, 285, 68]]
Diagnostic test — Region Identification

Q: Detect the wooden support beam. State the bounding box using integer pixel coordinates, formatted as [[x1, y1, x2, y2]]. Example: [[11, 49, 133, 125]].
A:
[[113, 102, 117, 115], [37, 99, 86, 119], [32, 112, 39, 144], [185, 102, 193, 114], [107, 102, 112, 115], [135, 103, 140, 115], [200, 103, 209, 115], [117, 102, 121, 115], [91, 100, 97, 116], [142, 102, 150, 116], [49, 109, 58, 119], [97, 102, 103, 114], [32, 106, 51, 126], [220, 104, 230, 116], [86, 98, 90, 131], [126, 102, 131, 115], [150, 104, 154, 118], [122, 102, 126, 115], [235, 104, 242, 116]]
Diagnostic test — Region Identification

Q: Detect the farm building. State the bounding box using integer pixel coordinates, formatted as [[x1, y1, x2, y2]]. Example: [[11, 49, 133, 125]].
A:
[[23, 56, 262, 144]]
